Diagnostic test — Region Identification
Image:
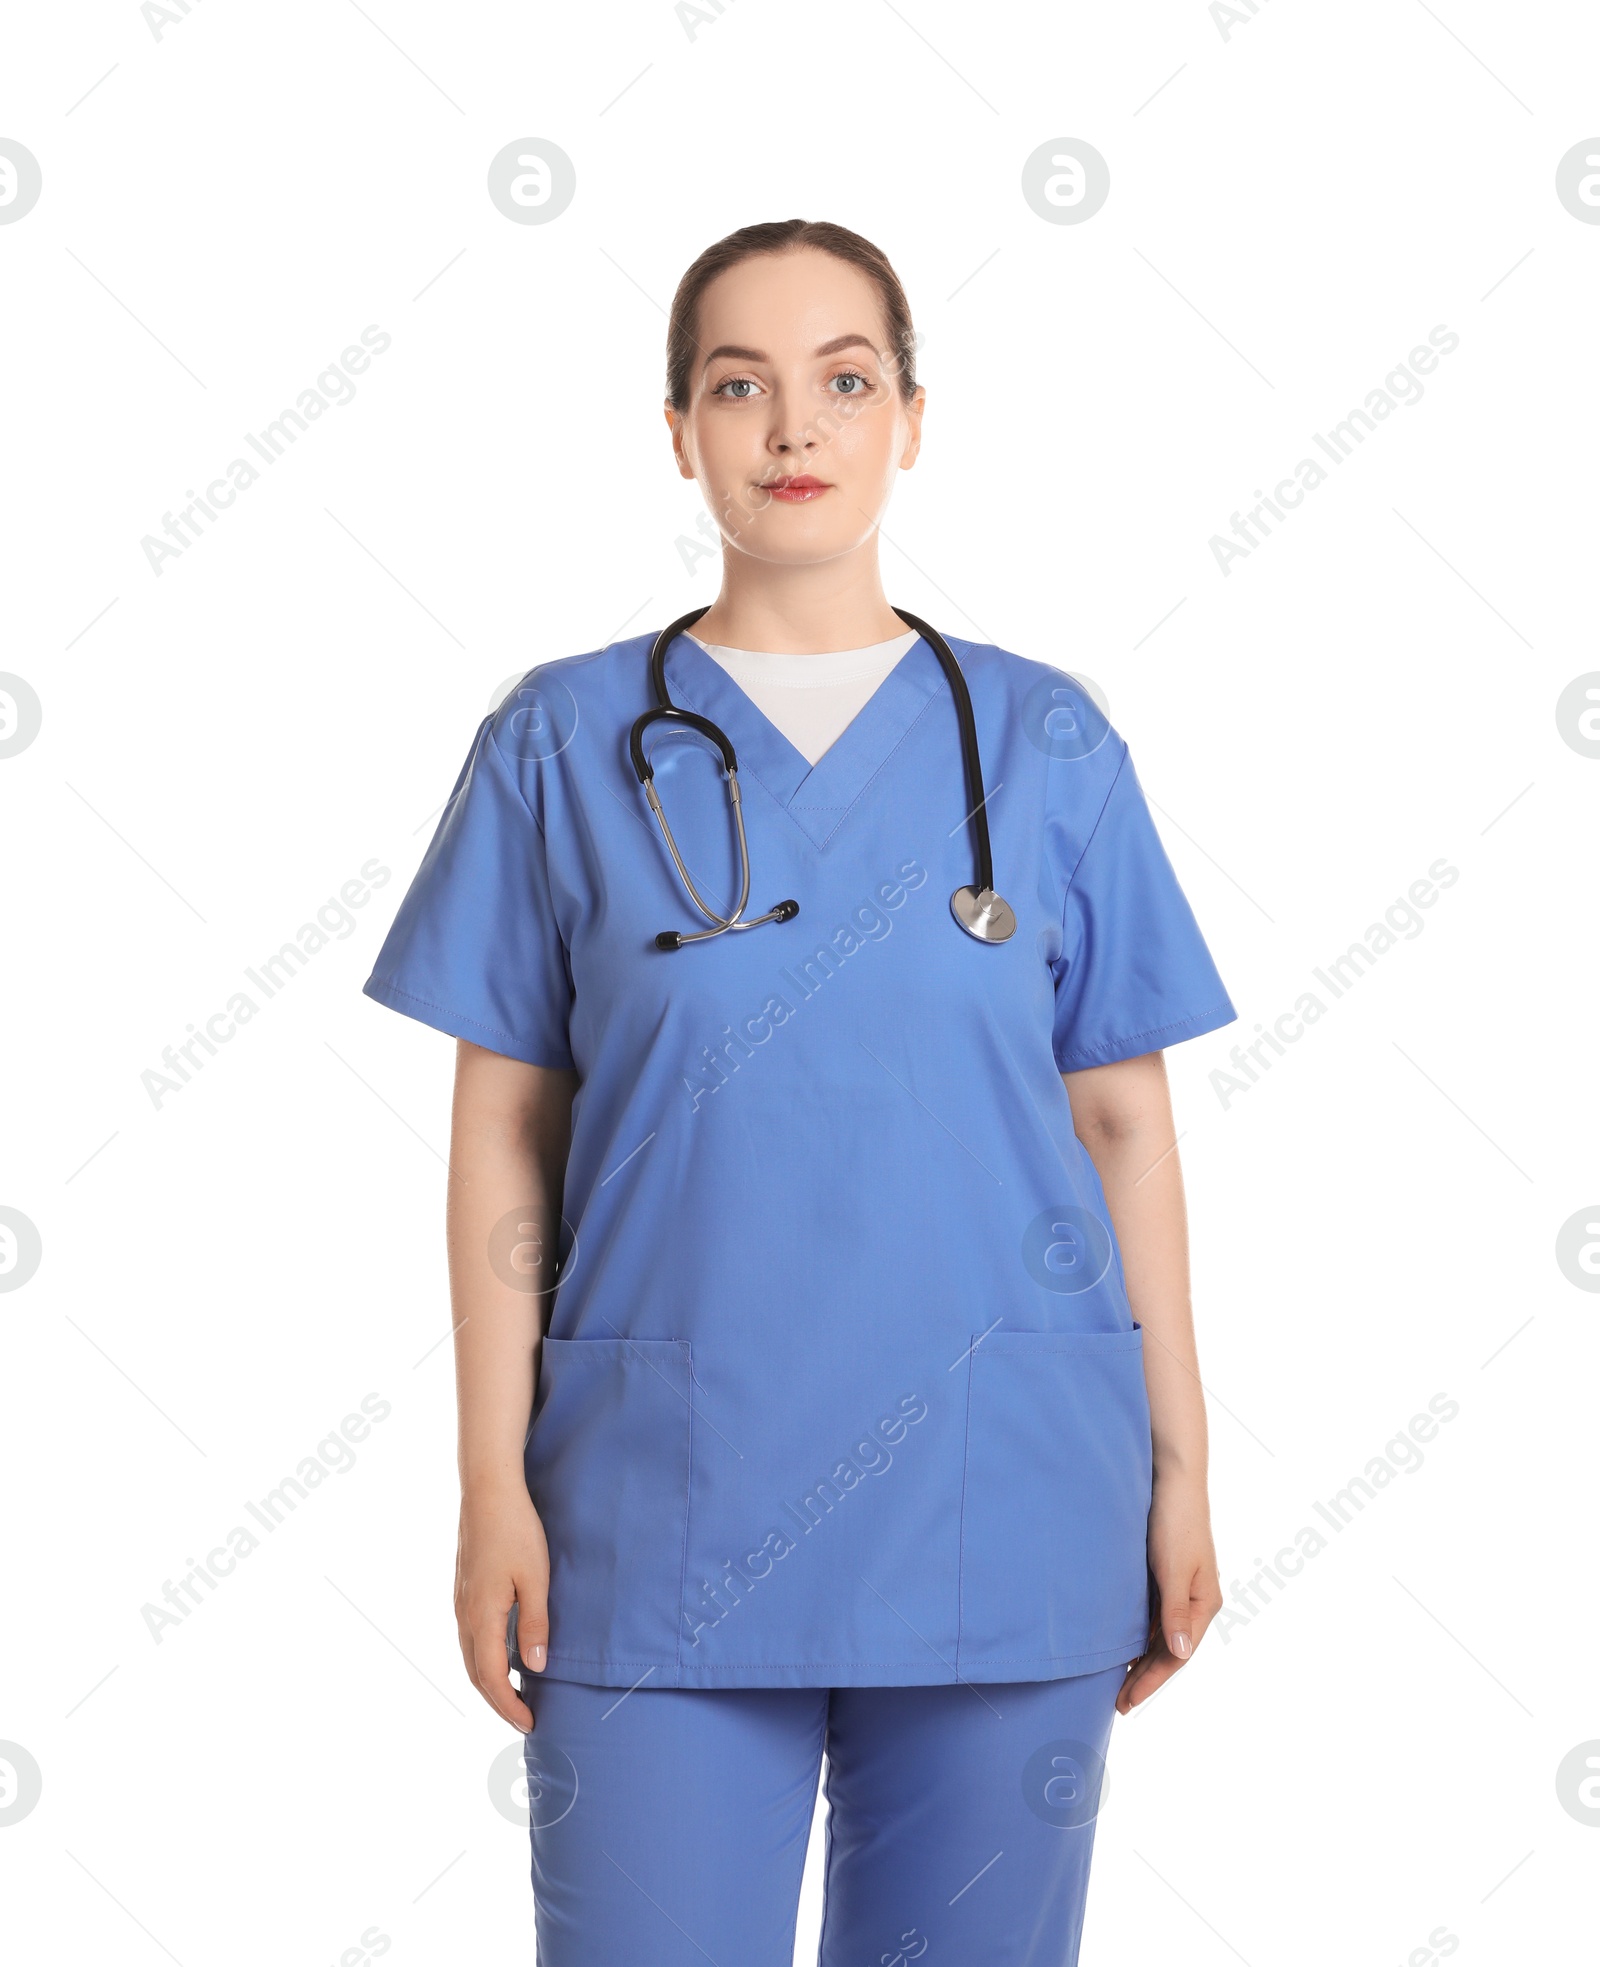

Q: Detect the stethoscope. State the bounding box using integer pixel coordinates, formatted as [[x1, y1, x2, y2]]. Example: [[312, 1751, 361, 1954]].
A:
[[628, 606, 1016, 951]]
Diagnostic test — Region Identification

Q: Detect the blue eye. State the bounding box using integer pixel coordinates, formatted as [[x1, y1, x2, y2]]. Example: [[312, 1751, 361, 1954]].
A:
[[830, 371, 874, 395], [715, 377, 759, 399]]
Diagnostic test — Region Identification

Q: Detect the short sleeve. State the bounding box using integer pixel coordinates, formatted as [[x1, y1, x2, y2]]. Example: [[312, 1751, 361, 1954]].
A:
[[362, 716, 575, 1069], [1050, 743, 1236, 1072]]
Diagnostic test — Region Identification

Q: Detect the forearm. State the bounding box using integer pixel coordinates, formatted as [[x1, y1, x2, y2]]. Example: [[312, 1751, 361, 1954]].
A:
[[1065, 1057, 1209, 1484], [446, 1046, 575, 1504]]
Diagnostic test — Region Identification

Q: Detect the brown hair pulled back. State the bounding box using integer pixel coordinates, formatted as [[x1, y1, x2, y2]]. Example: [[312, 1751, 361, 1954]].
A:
[[665, 219, 917, 412]]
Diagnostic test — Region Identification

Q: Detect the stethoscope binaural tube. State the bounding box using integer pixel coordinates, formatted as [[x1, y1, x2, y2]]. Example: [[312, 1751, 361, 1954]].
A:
[[630, 614, 800, 949], [630, 604, 1014, 950]]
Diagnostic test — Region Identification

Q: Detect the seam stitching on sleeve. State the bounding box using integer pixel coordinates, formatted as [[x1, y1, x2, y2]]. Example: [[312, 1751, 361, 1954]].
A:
[[487, 718, 549, 839], [1055, 1000, 1235, 1069], [365, 979, 575, 1066], [1059, 737, 1133, 943], [485, 716, 578, 1017]]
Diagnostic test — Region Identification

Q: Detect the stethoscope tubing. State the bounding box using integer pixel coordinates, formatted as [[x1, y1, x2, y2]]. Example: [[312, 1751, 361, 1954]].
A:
[[886, 607, 995, 899], [629, 605, 1005, 948]]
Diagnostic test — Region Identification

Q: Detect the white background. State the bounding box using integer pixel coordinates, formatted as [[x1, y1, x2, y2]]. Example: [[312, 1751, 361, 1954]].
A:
[[3, 0, 1597, 1961]]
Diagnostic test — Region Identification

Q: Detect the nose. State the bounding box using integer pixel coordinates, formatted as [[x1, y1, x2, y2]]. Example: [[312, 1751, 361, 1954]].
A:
[[765, 389, 818, 458]]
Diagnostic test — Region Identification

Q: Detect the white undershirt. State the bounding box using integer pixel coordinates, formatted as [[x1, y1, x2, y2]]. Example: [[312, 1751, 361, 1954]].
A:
[[690, 631, 920, 767]]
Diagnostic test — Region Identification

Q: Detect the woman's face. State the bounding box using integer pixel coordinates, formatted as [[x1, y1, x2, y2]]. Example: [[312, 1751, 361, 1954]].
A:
[[666, 248, 925, 568]]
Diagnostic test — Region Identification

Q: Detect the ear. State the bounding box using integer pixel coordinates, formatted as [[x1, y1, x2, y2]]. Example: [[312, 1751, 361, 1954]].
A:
[[664, 403, 697, 481], [898, 385, 927, 471]]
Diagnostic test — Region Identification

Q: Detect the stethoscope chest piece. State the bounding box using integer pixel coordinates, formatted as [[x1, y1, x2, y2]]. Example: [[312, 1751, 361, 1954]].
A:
[[950, 885, 1016, 943]]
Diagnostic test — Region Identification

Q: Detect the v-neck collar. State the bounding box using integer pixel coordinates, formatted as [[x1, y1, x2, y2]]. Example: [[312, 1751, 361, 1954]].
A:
[[661, 629, 949, 850]]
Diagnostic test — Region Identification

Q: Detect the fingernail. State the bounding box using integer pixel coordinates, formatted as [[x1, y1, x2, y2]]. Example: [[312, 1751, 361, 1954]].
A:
[[1171, 1631, 1191, 1658], [531, 1643, 546, 1670]]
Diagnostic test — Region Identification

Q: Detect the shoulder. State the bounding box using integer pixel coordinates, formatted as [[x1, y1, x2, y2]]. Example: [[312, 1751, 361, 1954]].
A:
[[942, 632, 1131, 795], [940, 629, 1102, 715], [941, 631, 1065, 695], [483, 632, 654, 772], [489, 633, 647, 733]]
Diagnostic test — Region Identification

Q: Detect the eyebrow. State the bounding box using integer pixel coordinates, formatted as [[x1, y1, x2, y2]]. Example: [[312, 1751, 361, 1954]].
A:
[[701, 333, 880, 370]]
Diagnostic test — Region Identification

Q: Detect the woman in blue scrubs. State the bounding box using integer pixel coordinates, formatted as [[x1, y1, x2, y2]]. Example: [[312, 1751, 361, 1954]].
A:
[[364, 220, 1237, 1964]]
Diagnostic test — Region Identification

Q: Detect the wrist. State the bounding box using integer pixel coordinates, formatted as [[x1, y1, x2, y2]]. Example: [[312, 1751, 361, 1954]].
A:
[[460, 1465, 533, 1511], [1151, 1445, 1209, 1487]]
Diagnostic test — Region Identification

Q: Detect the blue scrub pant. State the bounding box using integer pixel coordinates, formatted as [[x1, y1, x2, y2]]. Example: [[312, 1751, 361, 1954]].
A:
[[523, 1664, 1126, 1965]]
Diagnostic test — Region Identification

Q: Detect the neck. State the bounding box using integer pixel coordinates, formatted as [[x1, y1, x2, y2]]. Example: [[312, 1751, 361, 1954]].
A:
[[691, 543, 909, 654]]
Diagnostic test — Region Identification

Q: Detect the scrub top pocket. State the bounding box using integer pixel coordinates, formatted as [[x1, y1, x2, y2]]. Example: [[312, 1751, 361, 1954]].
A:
[[957, 1328, 1153, 1675], [525, 1336, 694, 1675]]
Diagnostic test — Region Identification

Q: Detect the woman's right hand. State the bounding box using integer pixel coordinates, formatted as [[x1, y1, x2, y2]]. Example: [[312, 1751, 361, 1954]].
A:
[[455, 1485, 550, 1733]]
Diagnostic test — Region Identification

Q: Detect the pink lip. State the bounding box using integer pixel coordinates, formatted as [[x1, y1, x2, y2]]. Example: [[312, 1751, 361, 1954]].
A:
[[761, 476, 830, 502]]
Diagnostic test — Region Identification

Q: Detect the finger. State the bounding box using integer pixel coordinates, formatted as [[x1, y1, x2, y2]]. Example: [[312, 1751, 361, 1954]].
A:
[[474, 1603, 513, 1697], [1116, 1612, 1160, 1712], [1190, 1586, 1224, 1650], [493, 1669, 535, 1733], [1116, 1636, 1156, 1713], [513, 1586, 550, 1676], [1119, 1652, 1180, 1712], [1158, 1572, 1197, 1664], [455, 1611, 484, 1695], [468, 1613, 533, 1731], [1117, 1663, 1154, 1713], [1119, 1647, 1158, 1706]]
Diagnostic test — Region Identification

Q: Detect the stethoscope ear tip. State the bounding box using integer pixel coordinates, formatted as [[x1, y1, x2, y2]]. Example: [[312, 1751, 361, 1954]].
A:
[[774, 900, 800, 922], [654, 930, 684, 952]]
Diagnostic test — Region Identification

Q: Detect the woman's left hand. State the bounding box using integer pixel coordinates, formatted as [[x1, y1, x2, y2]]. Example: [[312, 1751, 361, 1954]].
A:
[[1116, 1471, 1223, 1714]]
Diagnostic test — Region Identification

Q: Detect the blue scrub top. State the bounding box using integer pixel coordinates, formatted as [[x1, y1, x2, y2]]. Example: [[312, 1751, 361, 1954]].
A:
[[363, 627, 1236, 1689]]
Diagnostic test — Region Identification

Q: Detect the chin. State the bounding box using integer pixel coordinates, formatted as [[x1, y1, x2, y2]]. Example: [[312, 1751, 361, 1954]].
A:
[[753, 511, 879, 554], [755, 540, 867, 571]]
